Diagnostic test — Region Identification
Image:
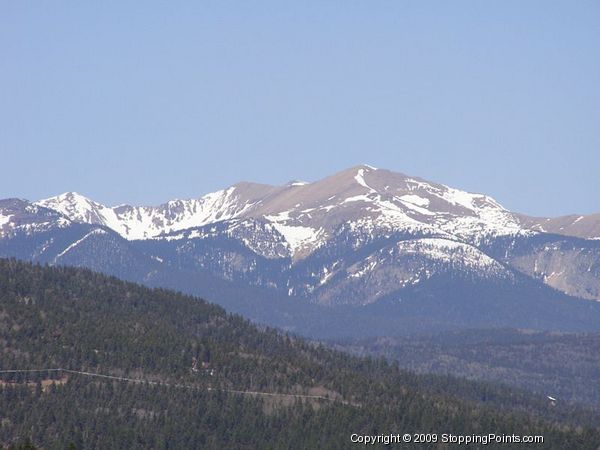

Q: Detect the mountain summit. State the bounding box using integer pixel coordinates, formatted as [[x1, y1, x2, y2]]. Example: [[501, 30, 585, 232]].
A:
[[36, 165, 526, 252], [2, 165, 599, 336]]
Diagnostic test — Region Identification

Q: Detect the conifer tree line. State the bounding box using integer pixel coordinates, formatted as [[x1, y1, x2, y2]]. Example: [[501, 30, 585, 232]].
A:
[[0, 259, 599, 449]]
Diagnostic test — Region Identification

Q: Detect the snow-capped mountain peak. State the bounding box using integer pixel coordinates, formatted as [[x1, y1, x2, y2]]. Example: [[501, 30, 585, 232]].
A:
[[3, 165, 599, 309], [35, 186, 271, 240], [34, 166, 529, 251], [36, 191, 110, 226]]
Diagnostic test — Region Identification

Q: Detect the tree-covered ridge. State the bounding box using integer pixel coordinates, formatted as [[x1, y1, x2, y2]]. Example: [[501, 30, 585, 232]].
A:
[[336, 329, 600, 411], [0, 258, 598, 449]]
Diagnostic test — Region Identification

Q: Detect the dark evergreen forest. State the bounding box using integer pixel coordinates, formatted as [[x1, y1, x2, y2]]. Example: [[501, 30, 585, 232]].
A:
[[1, 259, 598, 449]]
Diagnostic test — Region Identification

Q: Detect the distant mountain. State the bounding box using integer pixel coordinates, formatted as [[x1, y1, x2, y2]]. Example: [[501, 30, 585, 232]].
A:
[[0, 198, 71, 238], [2, 165, 600, 337], [36, 165, 526, 250], [517, 212, 600, 240], [34, 185, 273, 240]]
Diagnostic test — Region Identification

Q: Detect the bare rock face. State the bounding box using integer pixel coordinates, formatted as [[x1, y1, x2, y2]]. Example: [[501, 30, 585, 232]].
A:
[[484, 235, 600, 300], [511, 247, 600, 300]]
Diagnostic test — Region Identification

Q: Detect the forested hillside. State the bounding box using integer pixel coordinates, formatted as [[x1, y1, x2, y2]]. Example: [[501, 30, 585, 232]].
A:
[[0, 259, 599, 449], [337, 329, 600, 410]]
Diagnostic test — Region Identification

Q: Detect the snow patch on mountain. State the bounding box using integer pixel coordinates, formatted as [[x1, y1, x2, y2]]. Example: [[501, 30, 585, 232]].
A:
[[0, 213, 11, 227], [437, 202, 525, 242], [399, 194, 429, 207], [354, 168, 377, 193], [396, 196, 435, 216], [438, 187, 480, 211], [264, 210, 324, 255], [342, 194, 371, 204], [54, 228, 108, 262], [395, 238, 512, 276], [349, 257, 378, 279], [271, 223, 322, 254]]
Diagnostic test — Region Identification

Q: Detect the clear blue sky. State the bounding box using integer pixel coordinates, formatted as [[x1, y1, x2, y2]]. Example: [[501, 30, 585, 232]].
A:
[[2, 1, 598, 216]]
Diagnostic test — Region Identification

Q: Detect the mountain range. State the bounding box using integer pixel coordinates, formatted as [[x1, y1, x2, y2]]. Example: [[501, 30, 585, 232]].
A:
[[1, 165, 599, 337]]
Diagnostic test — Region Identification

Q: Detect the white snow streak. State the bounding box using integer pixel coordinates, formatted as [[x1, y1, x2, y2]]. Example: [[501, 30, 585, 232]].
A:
[[354, 169, 377, 193], [54, 229, 107, 261]]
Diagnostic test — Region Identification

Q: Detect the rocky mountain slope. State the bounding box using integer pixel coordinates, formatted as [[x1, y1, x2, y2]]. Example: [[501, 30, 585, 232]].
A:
[[36, 165, 527, 251], [2, 165, 599, 337], [517, 213, 600, 240]]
